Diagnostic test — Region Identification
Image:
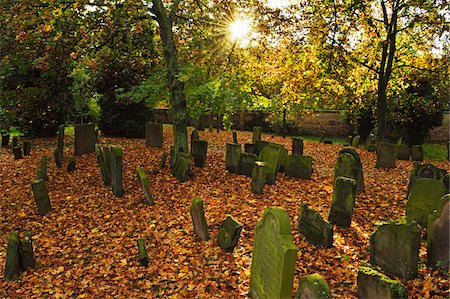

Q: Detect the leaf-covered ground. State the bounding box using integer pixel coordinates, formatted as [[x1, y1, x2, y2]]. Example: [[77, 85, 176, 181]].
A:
[[1, 128, 448, 298]]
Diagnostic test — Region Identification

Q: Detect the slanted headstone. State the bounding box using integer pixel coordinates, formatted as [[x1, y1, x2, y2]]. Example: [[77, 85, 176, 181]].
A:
[[259, 144, 283, 184], [376, 142, 396, 168], [240, 152, 258, 177], [396, 143, 411, 160], [427, 194, 450, 270], [12, 146, 22, 160], [159, 152, 168, 169], [232, 131, 238, 144], [328, 177, 356, 227], [192, 139, 208, 167], [1, 133, 9, 147], [23, 140, 31, 156], [411, 145, 423, 161], [95, 145, 111, 186], [137, 238, 149, 267], [292, 137, 303, 156], [37, 155, 47, 181], [295, 273, 332, 299], [370, 221, 420, 280], [110, 146, 124, 197], [251, 162, 266, 194], [190, 197, 209, 241], [54, 125, 64, 168], [406, 163, 446, 197], [136, 167, 154, 205], [244, 143, 255, 154], [357, 266, 407, 299], [74, 123, 97, 156], [298, 203, 333, 248], [249, 207, 297, 299], [67, 156, 76, 172], [217, 215, 243, 252], [145, 122, 163, 148], [4, 231, 20, 281], [190, 129, 199, 154], [351, 135, 360, 147], [173, 152, 191, 182], [31, 179, 52, 216], [252, 126, 262, 144], [285, 155, 313, 179], [226, 143, 241, 174], [338, 148, 364, 193], [20, 231, 35, 270], [406, 178, 447, 227]]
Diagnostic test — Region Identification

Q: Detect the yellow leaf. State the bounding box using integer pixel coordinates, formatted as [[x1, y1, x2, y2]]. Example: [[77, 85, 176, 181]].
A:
[[120, 258, 127, 266]]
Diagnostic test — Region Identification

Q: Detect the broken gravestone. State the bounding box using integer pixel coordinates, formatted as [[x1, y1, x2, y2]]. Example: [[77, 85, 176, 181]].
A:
[[192, 139, 208, 167], [328, 177, 356, 227], [285, 155, 313, 179], [137, 238, 149, 267], [292, 137, 304, 156], [376, 142, 396, 169], [249, 207, 297, 299], [298, 203, 333, 248], [357, 266, 407, 299], [31, 179, 52, 216], [427, 194, 450, 270], [338, 148, 364, 193], [370, 221, 420, 280], [190, 197, 209, 241], [411, 145, 423, 161], [74, 123, 97, 156], [136, 167, 154, 205], [240, 152, 258, 177], [217, 215, 243, 252], [145, 122, 163, 148], [53, 125, 64, 168], [251, 162, 266, 194], [295, 273, 332, 299], [226, 143, 241, 174]]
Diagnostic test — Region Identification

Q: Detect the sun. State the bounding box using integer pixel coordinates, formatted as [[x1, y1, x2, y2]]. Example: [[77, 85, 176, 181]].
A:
[[229, 18, 252, 42]]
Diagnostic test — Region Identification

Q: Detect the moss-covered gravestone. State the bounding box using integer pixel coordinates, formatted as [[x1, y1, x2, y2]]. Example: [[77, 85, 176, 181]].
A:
[[251, 162, 266, 194], [145, 122, 163, 148], [244, 143, 255, 154], [1, 133, 9, 147], [292, 137, 303, 156], [376, 142, 396, 169], [249, 207, 297, 299], [110, 146, 124, 197], [406, 178, 447, 227], [136, 167, 154, 205], [333, 153, 357, 181], [285, 155, 313, 179], [32, 179, 52, 216], [173, 152, 191, 182], [190, 197, 209, 241], [411, 145, 423, 161], [67, 156, 76, 172], [240, 153, 258, 177], [298, 204, 333, 248], [427, 194, 449, 270], [406, 163, 447, 197], [192, 139, 208, 167], [95, 145, 111, 186], [357, 266, 407, 299], [74, 123, 97, 156], [370, 221, 420, 280], [54, 125, 64, 168], [396, 144, 411, 160], [137, 239, 149, 267], [259, 144, 283, 184], [20, 231, 35, 270], [217, 215, 243, 252], [338, 148, 364, 193], [23, 140, 31, 156], [252, 126, 262, 144], [254, 140, 269, 156], [4, 231, 21, 281], [328, 177, 356, 227], [37, 155, 47, 181], [12, 146, 23, 160], [295, 273, 332, 299], [226, 143, 241, 174], [351, 135, 360, 147]]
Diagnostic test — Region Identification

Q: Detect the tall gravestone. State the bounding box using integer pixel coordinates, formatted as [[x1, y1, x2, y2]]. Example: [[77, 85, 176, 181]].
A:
[[4, 231, 20, 281], [427, 194, 450, 270], [251, 162, 266, 194], [136, 167, 154, 205], [31, 179, 52, 216], [226, 143, 241, 174], [298, 203, 333, 248], [54, 125, 64, 168], [249, 207, 297, 299], [75, 123, 97, 156], [376, 142, 396, 169], [338, 148, 364, 193], [192, 139, 208, 167], [217, 215, 243, 252], [37, 155, 47, 181], [110, 146, 124, 197], [292, 137, 303, 156], [252, 126, 262, 144], [334, 153, 357, 181], [190, 197, 209, 241], [328, 177, 356, 227], [145, 122, 163, 148], [95, 145, 111, 186], [190, 129, 199, 154], [357, 266, 407, 299], [295, 273, 332, 299]]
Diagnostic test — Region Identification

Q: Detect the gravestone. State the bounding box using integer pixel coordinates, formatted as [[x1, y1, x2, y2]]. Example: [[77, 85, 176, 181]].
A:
[[338, 148, 364, 193], [110, 146, 124, 197], [334, 153, 357, 181], [427, 194, 450, 270], [251, 162, 266, 194], [357, 266, 407, 299], [396, 144, 410, 160], [136, 167, 154, 205], [254, 140, 269, 156], [67, 156, 76, 172], [406, 178, 447, 227], [351, 135, 360, 147], [232, 131, 238, 144], [292, 137, 303, 156], [411, 145, 423, 161], [244, 143, 255, 154], [370, 221, 420, 280], [23, 140, 31, 156], [159, 151, 168, 169], [37, 155, 47, 181], [252, 126, 262, 144], [298, 203, 333, 248], [190, 129, 199, 154], [173, 152, 191, 182], [137, 239, 149, 267], [259, 144, 283, 184], [20, 231, 35, 270], [406, 163, 447, 197], [31, 179, 52, 216], [95, 145, 111, 186], [226, 143, 241, 174], [376, 142, 396, 168], [169, 146, 175, 170], [145, 122, 163, 148], [4, 231, 20, 281], [328, 177, 356, 227], [249, 207, 297, 299], [74, 123, 97, 156], [365, 133, 377, 152], [12, 136, 18, 147], [285, 155, 313, 179], [240, 152, 258, 177], [295, 273, 332, 299], [217, 215, 243, 252], [54, 125, 64, 168], [190, 197, 209, 241], [1, 133, 9, 147], [192, 139, 208, 167], [12, 146, 22, 160]]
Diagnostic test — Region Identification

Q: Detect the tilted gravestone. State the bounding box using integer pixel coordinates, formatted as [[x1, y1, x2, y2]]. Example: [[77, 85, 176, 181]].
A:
[[259, 144, 284, 184], [226, 143, 241, 174], [396, 143, 411, 160], [137, 239, 149, 267], [20, 231, 35, 270], [67, 156, 76, 172], [240, 152, 258, 177], [411, 145, 423, 161], [37, 155, 47, 181], [406, 178, 447, 227], [285, 155, 313, 179], [74, 123, 97, 156], [252, 126, 262, 144], [406, 163, 447, 197], [110, 146, 124, 197], [190, 197, 209, 241], [32, 179, 52, 216], [251, 162, 266, 194], [338, 148, 364, 193], [427, 194, 450, 270], [1, 133, 9, 147], [249, 207, 297, 299], [217, 215, 243, 252], [136, 167, 154, 205], [328, 177, 356, 227], [244, 143, 255, 154], [192, 139, 208, 167], [54, 125, 64, 168], [375, 142, 396, 169], [357, 266, 407, 299], [145, 122, 163, 148], [173, 152, 191, 182], [12, 146, 22, 160], [4, 231, 20, 281], [295, 273, 332, 299], [23, 140, 31, 156], [298, 203, 333, 248], [292, 137, 303, 156], [95, 145, 111, 186], [370, 221, 420, 280]]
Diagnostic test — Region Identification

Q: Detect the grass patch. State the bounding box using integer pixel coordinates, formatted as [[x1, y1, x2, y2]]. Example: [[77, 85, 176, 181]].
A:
[[423, 143, 448, 162]]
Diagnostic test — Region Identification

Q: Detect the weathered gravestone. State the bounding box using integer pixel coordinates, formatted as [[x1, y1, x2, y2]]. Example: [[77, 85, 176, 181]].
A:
[[95, 145, 111, 186], [351, 135, 360, 147], [23, 140, 31, 156], [137, 238, 149, 267], [190, 129, 199, 154], [252, 126, 262, 144], [232, 131, 238, 144], [285, 155, 313, 179], [244, 143, 255, 154], [226, 143, 241, 174], [427, 194, 450, 270], [295, 273, 332, 299], [357, 266, 407, 299], [406, 163, 447, 197], [37, 155, 47, 181], [74, 123, 97, 156], [190, 197, 209, 241], [328, 177, 356, 227], [20, 231, 35, 270], [4, 231, 20, 281], [376, 142, 396, 168], [259, 144, 283, 184], [338, 148, 364, 193], [145, 122, 163, 148], [110, 146, 124, 197], [173, 152, 191, 182], [249, 207, 297, 299], [1, 133, 9, 147], [292, 137, 303, 156], [240, 152, 258, 177], [67, 156, 76, 172], [406, 178, 447, 227], [251, 162, 266, 194], [365, 133, 377, 152], [54, 125, 64, 168], [12, 146, 22, 160], [31, 179, 52, 216], [136, 167, 154, 205], [370, 221, 420, 280], [192, 139, 208, 167], [334, 153, 357, 182], [217, 215, 243, 252], [298, 203, 333, 248], [411, 145, 423, 161]]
